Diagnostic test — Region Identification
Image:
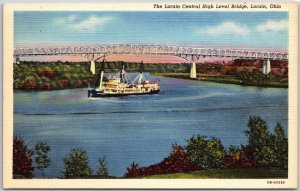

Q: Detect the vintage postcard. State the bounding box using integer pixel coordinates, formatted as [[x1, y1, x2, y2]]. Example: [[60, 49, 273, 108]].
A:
[[2, 2, 298, 189]]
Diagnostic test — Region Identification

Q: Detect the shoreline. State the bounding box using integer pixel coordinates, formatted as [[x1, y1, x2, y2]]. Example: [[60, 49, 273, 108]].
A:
[[153, 73, 288, 88], [13, 72, 288, 91]]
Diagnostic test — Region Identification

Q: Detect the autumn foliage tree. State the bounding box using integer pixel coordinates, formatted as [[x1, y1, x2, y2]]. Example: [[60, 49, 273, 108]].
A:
[[124, 144, 200, 178], [124, 162, 140, 178], [222, 145, 256, 168], [13, 136, 34, 178]]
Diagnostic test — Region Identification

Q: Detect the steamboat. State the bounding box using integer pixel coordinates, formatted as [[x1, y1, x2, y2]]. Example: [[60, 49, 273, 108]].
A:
[[88, 64, 160, 97]]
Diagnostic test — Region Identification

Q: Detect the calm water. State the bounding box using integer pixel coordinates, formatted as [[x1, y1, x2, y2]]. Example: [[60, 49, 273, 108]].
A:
[[14, 76, 288, 178]]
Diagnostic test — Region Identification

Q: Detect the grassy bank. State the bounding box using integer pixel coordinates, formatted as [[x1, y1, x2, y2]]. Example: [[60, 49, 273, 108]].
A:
[[153, 73, 288, 88], [143, 168, 288, 179]]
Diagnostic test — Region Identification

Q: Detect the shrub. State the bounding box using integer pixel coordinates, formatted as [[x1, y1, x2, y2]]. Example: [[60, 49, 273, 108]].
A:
[[223, 145, 256, 168], [124, 144, 201, 178], [58, 79, 69, 88], [238, 69, 271, 85]]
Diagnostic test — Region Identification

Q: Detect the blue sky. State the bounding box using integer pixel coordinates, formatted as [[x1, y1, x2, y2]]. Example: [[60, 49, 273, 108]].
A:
[[14, 11, 288, 49]]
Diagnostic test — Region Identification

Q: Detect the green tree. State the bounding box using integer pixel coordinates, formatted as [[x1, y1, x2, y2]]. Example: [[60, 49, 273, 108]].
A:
[[272, 122, 288, 168], [244, 116, 275, 166], [186, 135, 225, 169], [35, 142, 51, 178], [63, 148, 93, 178], [239, 69, 270, 85], [13, 78, 24, 89], [97, 157, 109, 176], [63, 73, 71, 80]]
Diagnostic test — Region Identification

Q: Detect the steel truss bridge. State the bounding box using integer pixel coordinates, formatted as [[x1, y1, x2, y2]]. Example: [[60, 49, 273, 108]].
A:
[[13, 44, 289, 78]]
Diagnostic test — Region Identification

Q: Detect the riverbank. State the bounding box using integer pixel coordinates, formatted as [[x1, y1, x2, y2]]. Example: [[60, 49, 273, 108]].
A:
[[153, 73, 288, 88], [71, 167, 288, 179], [14, 61, 288, 90], [143, 168, 288, 179]]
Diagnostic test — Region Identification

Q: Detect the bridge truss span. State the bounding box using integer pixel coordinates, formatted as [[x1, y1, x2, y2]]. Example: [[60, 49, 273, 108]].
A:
[[14, 44, 289, 61]]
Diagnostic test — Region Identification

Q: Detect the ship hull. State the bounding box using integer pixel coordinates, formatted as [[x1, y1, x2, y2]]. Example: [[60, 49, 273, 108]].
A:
[[88, 89, 160, 97]]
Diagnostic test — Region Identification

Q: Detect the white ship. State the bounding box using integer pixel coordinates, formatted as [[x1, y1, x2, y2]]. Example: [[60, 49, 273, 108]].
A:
[[88, 65, 160, 97]]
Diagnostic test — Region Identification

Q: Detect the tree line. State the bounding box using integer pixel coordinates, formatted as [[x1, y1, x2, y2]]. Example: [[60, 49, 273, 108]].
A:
[[13, 139, 109, 179], [13, 116, 288, 179], [13, 61, 191, 90], [14, 62, 94, 90], [14, 60, 288, 90]]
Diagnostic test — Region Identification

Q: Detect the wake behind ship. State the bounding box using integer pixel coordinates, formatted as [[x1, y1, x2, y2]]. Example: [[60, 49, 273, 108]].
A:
[[88, 65, 160, 97]]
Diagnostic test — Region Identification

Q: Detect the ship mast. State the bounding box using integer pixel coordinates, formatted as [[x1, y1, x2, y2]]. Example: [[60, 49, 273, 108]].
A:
[[133, 61, 146, 84], [118, 63, 132, 84]]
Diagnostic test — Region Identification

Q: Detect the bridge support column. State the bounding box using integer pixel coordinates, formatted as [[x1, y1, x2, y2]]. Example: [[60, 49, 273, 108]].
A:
[[262, 59, 271, 74], [190, 62, 197, 79], [16, 57, 20, 64], [90, 61, 96, 75]]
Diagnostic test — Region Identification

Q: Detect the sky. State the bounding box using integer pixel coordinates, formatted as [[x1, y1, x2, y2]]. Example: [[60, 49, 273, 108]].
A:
[[14, 11, 288, 50]]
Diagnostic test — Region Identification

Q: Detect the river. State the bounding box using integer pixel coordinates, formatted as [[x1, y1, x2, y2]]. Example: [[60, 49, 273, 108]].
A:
[[14, 76, 288, 178]]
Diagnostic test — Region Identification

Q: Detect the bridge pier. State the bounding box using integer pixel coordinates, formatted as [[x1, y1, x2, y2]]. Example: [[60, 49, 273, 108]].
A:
[[262, 59, 271, 74], [190, 62, 197, 79], [90, 61, 96, 75], [16, 57, 20, 64]]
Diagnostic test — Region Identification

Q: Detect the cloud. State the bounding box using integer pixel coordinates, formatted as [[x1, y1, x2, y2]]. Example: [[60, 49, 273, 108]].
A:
[[54, 15, 113, 31], [198, 22, 250, 36], [256, 20, 288, 32], [54, 15, 76, 25]]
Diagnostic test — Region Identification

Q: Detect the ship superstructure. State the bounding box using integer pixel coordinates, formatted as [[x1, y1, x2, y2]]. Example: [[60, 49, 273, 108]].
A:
[[88, 63, 160, 97]]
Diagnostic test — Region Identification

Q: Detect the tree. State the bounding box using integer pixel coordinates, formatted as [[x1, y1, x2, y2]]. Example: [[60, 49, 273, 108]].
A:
[[244, 116, 275, 166], [97, 157, 109, 176], [13, 79, 24, 89], [35, 142, 51, 178], [13, 136, 34, 178], [223, 145, 256, 169], [239, 69, 270, 85], [24, 76, 36, 89], [124, 144, 200, 178], [124, 162, 140, 178], [272, 122, 288, 168], [186, 135, 225, 169], [63, 148, 93, 178]]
